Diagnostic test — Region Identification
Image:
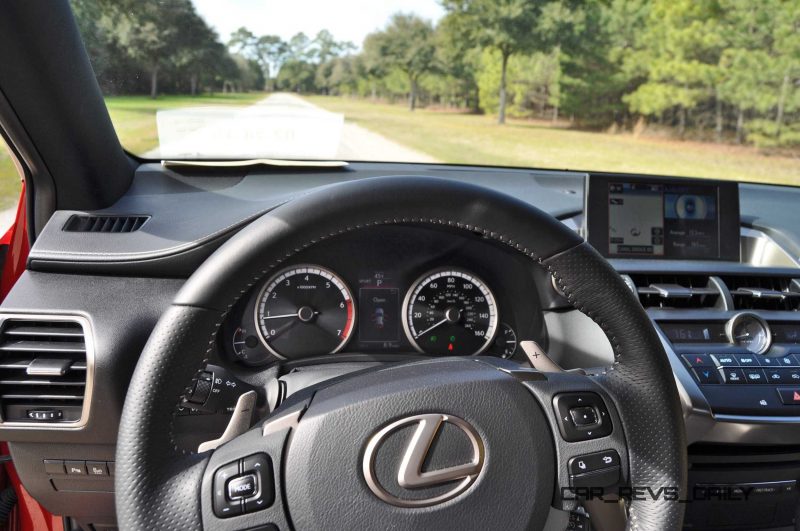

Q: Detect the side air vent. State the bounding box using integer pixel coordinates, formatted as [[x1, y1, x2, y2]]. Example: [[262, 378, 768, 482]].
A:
[[63, 214, 149, 233], [0, 316, 92, 425], [722, 275, 800, 312], [626, 274, 723, 310]]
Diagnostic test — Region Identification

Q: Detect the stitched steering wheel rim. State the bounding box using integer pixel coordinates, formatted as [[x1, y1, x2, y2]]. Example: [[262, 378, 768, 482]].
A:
[[115, 175, 687, 530]]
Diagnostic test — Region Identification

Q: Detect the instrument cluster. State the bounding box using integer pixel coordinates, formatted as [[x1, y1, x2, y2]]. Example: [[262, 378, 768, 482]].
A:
[[222, 225, 547, 366]]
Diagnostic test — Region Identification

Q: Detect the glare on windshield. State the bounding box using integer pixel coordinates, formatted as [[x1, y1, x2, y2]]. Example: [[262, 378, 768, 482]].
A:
[[73, 0, 800, 186]]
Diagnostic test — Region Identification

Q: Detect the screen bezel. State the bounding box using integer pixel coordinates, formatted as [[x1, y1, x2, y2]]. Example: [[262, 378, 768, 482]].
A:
[[584, 173, 740, 261]]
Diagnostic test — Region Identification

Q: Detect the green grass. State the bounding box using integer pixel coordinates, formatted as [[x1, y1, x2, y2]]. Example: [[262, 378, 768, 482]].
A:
[[0, 142, 22, 211], [308, 95, 800, 187]]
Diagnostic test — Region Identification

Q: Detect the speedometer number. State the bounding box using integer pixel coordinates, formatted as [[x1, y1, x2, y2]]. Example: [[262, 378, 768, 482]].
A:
[[403, 268, 498, 356]]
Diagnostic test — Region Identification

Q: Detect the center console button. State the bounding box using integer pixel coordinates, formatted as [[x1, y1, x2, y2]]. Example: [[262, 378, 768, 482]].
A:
[[758, 356, 778, 367], [721, 368, 745, 384], [683, 354, 713, 367], [742, 368, 767, 384], [712, 354, 737, 367], [693, 368, 721, 384], [777, 388, 800, 405], [734, 354, 759, 367], [764, 368, 785, 383]]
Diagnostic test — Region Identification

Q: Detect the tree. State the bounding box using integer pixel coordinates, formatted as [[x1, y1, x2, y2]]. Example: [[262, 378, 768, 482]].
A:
[[363, 14, 437, 110], [622, 0, 725, 137], [313, 30, 356, 95], [435, 12, 481, 110], [103, 0, 197, 98], [229, 27, 287, 87], [442, 0, 543, 123]]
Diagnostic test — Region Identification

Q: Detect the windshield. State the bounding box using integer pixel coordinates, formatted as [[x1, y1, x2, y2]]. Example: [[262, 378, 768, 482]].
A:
[[74, 0, 800, 185]]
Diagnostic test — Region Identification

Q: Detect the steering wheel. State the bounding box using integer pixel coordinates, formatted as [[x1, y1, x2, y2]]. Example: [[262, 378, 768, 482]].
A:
[[115, 176, 686, 530]]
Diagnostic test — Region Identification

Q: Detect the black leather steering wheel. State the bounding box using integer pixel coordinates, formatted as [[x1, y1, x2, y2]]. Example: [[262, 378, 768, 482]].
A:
[[115, 176, 687, 530]]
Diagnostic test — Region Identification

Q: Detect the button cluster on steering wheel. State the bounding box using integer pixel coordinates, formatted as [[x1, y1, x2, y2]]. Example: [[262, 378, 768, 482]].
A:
[[212, 453, 274, 518], [552, 392, 613, 442]]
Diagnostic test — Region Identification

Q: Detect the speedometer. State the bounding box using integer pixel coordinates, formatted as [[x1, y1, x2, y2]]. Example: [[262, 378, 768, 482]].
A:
[[402, 268, 498, 356], [255, 265, 355, 359]]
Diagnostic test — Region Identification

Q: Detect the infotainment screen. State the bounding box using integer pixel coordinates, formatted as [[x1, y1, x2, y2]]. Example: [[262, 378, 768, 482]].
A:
[[585, 174, 740, 261]]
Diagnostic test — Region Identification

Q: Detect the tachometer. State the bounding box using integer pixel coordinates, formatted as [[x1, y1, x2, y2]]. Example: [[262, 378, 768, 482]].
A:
[[255, 265, 355, 359], [402, 268, 498, 355]]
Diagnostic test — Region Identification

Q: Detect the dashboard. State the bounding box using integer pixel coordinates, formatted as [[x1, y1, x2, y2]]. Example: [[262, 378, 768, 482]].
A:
[[3, 162, 800, 529]]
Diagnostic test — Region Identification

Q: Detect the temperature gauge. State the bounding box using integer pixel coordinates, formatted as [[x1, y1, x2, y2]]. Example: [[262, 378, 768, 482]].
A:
[[231, 327, 271, 366]]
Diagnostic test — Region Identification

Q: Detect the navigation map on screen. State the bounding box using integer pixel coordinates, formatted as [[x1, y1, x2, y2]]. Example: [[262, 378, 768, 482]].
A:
[[608, 182, 718, 258]]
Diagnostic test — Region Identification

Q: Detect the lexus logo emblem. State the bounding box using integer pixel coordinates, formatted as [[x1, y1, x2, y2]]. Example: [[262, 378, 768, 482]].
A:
[[362, 413, 484, 507]]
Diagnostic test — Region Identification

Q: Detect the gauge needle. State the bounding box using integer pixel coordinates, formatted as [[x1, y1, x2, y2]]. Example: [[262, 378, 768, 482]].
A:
[[262, 313, 298, 320], [414, 318, 448, 339], [262, 310, 320, 320], [736, 333, 751, 339]]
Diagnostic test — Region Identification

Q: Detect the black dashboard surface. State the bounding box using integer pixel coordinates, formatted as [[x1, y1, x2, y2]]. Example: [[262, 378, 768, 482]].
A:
[[26, 162, 800, 276]]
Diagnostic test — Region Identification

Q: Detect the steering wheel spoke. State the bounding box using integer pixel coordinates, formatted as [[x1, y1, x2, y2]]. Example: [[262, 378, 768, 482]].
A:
[[517, 369, 629, 514], [199, 398, 308, 530]]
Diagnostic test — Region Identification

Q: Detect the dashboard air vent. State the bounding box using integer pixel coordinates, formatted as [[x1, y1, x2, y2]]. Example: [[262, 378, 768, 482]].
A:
[[722, 275, 800, 311], [63, 214, 149, 233], [0, 317, 90, 424], [626, 274, 722, 310]]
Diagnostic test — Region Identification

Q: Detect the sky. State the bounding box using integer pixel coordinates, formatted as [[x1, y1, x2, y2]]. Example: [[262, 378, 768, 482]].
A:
[[192, 0, 446, 49]]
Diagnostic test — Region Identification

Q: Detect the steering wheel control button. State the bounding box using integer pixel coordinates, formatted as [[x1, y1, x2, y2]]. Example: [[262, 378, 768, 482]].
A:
[[227, 474, 257, 500], [777, 388, 800, 405], [682, 353, 713, 367], [64, 461, 86, 475], [213, 461, 243, 518], [569, 406, 597, 426], [692, 367, 722, 384], [242, 453, 275, 513], [568, 450, 620, 476], [187, 371, 214, 405], [553, 393, 612, 442]]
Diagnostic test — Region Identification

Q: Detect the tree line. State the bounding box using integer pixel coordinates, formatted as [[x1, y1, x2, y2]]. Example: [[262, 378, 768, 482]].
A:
[[73, 0, 266, 97], [74, 0, 799, 149]]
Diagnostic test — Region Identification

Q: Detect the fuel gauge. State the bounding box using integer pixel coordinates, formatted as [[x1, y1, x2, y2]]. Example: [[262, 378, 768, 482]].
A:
[[490, 323, 518, 359]]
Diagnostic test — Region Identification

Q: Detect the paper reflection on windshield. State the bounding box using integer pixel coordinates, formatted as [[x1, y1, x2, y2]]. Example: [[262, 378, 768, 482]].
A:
[[151, 98, 344, 160]]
